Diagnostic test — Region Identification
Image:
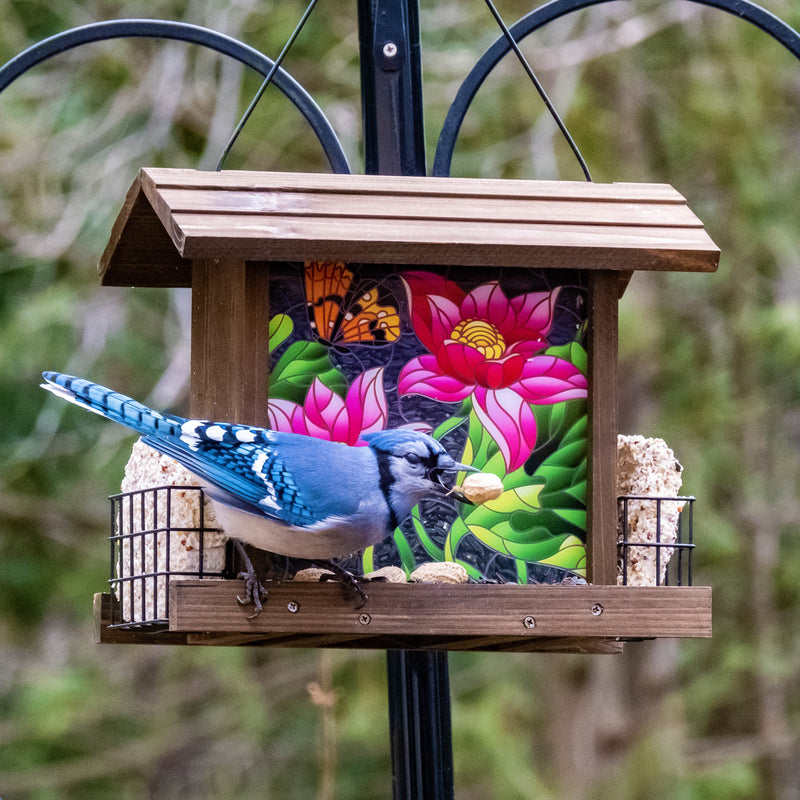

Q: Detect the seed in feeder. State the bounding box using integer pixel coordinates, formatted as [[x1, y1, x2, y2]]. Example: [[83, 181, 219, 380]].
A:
[[410, 561, 469, 584]]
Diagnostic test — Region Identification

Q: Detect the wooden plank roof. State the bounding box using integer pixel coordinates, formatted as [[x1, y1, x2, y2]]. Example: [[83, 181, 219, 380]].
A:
[[99, 168, 720, 287]]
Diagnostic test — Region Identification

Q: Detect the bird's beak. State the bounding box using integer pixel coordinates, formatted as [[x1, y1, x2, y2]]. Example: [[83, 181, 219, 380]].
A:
[[430, 459, 479, 504]]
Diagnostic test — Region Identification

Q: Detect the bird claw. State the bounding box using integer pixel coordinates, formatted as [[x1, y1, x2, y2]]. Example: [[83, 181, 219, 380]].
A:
[[315, 561, 374, 608], [234, 540, 268, 618], [236, 570, 268, 618]]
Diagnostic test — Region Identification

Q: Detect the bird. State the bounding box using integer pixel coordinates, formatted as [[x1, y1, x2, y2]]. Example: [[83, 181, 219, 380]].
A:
[[40, 371, 476, 614]]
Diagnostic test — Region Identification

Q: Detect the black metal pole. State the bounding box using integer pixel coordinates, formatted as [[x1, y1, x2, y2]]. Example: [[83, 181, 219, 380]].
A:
[[357, 0, 425, 177], [386, 649, 455, 800], [357, 1, 455, 798]]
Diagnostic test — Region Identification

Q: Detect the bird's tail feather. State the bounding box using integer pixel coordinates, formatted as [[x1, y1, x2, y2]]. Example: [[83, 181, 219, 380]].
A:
[[40, 372, 186, 437]]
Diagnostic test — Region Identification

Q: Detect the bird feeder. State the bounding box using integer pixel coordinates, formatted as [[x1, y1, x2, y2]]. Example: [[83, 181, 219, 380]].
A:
[[93, 167, 716, 653]]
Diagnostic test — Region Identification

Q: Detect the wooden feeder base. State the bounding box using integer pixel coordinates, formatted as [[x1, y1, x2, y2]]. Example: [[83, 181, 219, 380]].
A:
[[94, 581, 711, 654]]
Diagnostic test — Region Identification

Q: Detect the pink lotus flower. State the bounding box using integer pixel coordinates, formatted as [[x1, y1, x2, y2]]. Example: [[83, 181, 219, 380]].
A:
[[268, 367, 387, 445], [398, 271, 587, 471]]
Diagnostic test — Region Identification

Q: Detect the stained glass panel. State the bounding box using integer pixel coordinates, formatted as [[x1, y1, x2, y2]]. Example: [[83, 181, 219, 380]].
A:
[[267, 262, 589, 584]]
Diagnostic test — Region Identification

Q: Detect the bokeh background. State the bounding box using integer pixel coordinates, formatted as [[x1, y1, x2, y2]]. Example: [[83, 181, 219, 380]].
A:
[[1, 0, 799, 797]]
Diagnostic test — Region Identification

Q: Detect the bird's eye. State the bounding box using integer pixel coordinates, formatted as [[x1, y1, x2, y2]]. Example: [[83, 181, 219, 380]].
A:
[[404, 452, 422, 465]]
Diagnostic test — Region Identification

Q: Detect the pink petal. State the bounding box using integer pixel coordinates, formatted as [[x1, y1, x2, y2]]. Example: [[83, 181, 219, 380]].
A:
[[473, 386, 538, 472], [396, 420, 433, 434], [509, 288, 560, 337], [347, 367, 388, 438], [402, 272, 465, 350], [506, 339, 548, 358], [267, 399, 310, 436], [303, 378, 350, 441], [479, 361, 507, 389], [461, 281, 509, 328], [472, 352, 526, 389], [398, 356, 473, 401], [402, 271, 465, 308], [438, 340, 485, 383], [426, 295, 464, 344], [515, 356, 588, 404]]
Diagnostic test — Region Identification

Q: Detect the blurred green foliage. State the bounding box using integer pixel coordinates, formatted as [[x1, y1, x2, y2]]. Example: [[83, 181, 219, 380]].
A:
[[1, 0, 800, 797]]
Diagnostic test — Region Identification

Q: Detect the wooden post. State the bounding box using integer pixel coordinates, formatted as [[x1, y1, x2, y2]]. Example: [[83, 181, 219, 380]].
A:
[[586, 271, 619, 585], [190, 257, 271, 425]]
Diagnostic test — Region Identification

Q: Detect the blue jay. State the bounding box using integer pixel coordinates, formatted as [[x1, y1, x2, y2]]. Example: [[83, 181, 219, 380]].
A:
[[41, 372, 476, 613]]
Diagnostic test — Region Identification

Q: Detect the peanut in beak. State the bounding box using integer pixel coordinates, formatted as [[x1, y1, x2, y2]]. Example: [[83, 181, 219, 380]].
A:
[[448, 471, 504, 505]]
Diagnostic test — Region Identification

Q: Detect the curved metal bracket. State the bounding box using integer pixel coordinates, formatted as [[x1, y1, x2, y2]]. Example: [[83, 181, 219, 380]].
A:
[[433, 0, 800, 177], [0, 19, 350, 174]]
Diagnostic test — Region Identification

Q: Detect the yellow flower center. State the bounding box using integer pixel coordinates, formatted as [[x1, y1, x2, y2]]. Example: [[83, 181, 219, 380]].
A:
[[451, 318, 506, 359]]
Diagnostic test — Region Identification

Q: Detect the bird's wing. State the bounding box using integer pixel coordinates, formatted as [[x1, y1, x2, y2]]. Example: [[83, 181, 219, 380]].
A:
[[40, 372, 380, 530], [141, 430, 371, 528], [41, 372, 185, 435]]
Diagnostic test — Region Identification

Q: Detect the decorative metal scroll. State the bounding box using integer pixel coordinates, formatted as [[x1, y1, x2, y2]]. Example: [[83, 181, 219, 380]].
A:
[[433, 0, 800, 176], [0, 19, 350, 175], [2, 4, 797, 180]]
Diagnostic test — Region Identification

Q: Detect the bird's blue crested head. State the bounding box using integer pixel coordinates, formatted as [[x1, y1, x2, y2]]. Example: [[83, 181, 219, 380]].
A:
[[363, 429, 477, 518], [362, 429, 466, 469]]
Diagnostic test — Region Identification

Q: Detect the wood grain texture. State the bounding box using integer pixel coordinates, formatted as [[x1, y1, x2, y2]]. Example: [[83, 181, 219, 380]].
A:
[[165, 581, 711, 642], [156, 187, 702, 227], [94, 588, 627, 653], [587, 272, 620, 585], [94, 578, 715, 645], [100, 168, 720, 285], [139, 168, 691, 201], [190, 258, 270, 425], [98, 182, 191, 287]]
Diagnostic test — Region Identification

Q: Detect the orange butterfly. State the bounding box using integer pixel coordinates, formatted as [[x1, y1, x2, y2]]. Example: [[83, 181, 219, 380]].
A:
[[304, 261, 400, 347]]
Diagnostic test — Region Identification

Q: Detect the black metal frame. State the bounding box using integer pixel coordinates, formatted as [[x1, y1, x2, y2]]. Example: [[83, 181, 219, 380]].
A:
[[617, 495, 696, 587], [108, 485, 229, 629]]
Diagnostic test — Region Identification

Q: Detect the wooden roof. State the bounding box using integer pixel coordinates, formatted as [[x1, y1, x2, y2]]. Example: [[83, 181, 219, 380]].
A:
[[99, 168, 720, 287]]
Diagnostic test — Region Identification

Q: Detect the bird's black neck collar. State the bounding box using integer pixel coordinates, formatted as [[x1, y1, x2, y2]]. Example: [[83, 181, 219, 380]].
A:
[[375, 451, 399, 531]]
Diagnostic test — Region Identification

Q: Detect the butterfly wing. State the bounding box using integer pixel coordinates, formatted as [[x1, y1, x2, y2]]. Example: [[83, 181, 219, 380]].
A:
[[304, 261, 400, 347], [305, 260, 353, 344], [339, 285, 401, 344]]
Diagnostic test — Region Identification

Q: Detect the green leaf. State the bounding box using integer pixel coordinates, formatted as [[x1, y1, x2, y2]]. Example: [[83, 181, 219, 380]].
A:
[[545, 341, 588, 374], [464, 407, 499, 469], [458, 524, 513, 556], [551, 508, 587, 529], [392, 528, 417, 574], [361, 546, 375, 574], [450, 395, 588, 577], [432, 414, 468, 442], [507, 535, 587, 571], [268, 314, 294, 352], [444, 516, 472, 561], [269, 340, 346, 402], [504, 533, 581, 564]]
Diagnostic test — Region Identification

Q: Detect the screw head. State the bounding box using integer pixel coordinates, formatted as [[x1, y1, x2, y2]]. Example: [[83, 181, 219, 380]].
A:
[[358, 613, 372, 625], [523, 615, 536, 629], [591, 603, 604, 616], [382, 41, 398, 58], [287, 601, 299, 613]]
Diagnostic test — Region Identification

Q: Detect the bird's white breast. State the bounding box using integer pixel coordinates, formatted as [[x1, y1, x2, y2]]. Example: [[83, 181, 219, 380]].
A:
[[208, 495, 389, 560]]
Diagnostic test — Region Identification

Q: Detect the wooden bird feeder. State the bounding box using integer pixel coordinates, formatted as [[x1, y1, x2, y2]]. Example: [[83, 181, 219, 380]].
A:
[[93, 167, 717, 653]]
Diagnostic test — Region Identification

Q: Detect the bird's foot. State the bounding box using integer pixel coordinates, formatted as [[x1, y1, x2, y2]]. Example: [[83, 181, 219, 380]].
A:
[[314, 561, 377, 609], [234, 540, 268, 618], [236, 570, 269, 618]]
